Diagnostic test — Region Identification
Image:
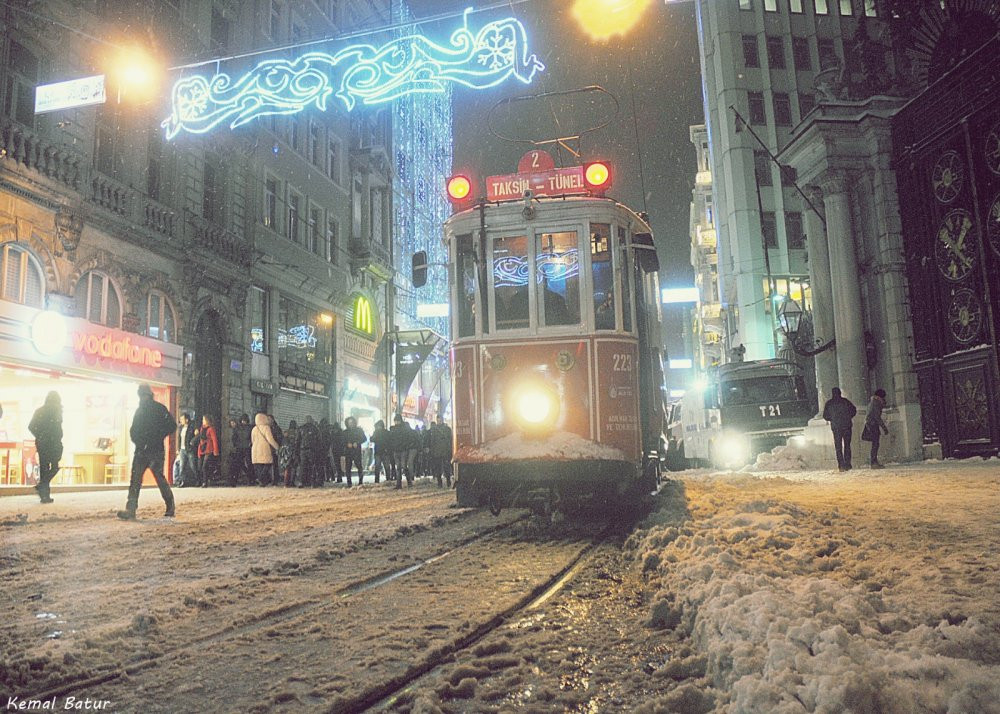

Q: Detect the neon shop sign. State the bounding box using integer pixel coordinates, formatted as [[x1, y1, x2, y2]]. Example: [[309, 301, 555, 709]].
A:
[[162, 9, 544, 140], [277, 325, 317, 350]]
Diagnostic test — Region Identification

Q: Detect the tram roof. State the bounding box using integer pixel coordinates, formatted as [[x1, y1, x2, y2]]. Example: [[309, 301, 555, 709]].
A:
[[444, 194, 652, 233]]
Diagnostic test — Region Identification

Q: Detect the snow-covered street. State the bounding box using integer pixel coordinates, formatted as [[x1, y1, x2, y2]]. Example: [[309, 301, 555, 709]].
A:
[[2, 461, 1000, 713]]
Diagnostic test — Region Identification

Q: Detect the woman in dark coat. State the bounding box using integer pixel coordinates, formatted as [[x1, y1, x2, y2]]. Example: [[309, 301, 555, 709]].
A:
[[29, 391, 63, 503]]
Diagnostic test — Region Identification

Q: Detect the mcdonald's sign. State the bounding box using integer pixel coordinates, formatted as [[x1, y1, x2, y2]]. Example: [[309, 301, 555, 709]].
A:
[[351, 294, 374, 336]]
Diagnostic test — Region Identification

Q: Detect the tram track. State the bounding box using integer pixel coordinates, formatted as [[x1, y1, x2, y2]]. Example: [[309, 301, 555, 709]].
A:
[[13, 506, 528, 703]]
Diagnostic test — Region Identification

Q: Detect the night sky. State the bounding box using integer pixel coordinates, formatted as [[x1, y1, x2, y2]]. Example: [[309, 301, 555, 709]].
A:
[[407, 0, 704, 288]]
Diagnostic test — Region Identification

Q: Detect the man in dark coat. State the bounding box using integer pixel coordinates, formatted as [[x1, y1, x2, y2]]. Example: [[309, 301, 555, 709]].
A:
[[429, 417, 454, 488], [329, 420, 345, 483], [822, 387, 858, 472], [118, 384, 176, 520], [297, 416, 321, 488], [343, 416, 367, 486], [389, 414, 419, 489], [29, 391, 63, 503], [369, 419, 390, 484], [235, 414, 253, 484]]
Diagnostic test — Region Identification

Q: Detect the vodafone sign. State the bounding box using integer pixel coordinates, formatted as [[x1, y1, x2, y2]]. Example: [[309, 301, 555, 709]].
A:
[[486, 166, 587, 202], [72, 330, 163, 368]]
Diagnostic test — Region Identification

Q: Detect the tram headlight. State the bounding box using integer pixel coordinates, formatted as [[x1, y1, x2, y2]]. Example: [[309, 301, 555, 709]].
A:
[[511, 383, 560, 433]]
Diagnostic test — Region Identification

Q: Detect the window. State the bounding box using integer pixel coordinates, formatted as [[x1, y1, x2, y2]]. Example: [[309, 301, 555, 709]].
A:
[[326, 0, 340, 24], [290, 118, 302, 153], [370, 188, 384, 246], [147, 132, 164, 201], [147, 291, 176, 342], [210, 9, 230, 51], [536, 231, 580, 328], [75, 272, 122, 327], [327, 136, 341, 183], [785, 212, 805, 249], [456, 234, 477, 337], [739, 0, 752, 9], [326, 217, 338, 264], [764, 0, 777, 10], [766, 36, 785, 69], [793, 37, 811, 71], [3, 41, 38, 128], [203, 153, 225, 225], [267, 0, 282, 39], [839, 0, 853, 14], [781, 164, 798, 187], [742, 35, 760, 68], [865, 0, 877, 17], [278, 296, 332, 370], [818, 38, 838, 69], [618, 227, 632, 332], [773, 93, 792, 126], [799, 92, 816, 117], [748, 92, 767, 124], [95, 106, 124, 178], [287, 191, 301, 244], [308, 207, 322, 254], [264, 176, 279, 230], [249, 286, 267, 354], [0, 243, 44, 307], [790, 0, 803, 12], [591, 224, 615, 331], [493, 235, 529, 330], [814, 0, 829, 13], [761, 212, 777, 248], [308, 122, 322, 166], [754, 150, 773, 186]]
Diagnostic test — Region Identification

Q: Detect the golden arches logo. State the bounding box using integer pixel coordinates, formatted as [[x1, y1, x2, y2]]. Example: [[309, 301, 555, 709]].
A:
[[353, 295, 373, 334]]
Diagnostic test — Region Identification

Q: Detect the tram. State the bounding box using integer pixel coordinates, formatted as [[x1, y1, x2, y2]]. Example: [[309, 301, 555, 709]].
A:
[[416, 151, 666, 515]]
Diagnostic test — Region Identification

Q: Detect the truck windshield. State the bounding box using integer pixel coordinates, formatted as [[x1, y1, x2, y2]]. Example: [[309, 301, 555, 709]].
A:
[[720, 376, 798, 406]]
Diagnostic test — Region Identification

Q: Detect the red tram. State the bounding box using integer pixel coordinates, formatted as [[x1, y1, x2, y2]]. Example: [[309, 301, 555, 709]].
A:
[[419, 151, 666, 515]]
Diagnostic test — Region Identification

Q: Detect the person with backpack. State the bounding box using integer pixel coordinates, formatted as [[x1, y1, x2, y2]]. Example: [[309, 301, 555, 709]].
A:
[[251, 412, 281, 486], [297, 416, 321, 488], [28, 391, 63, 504], [118, 384, 176, 520]]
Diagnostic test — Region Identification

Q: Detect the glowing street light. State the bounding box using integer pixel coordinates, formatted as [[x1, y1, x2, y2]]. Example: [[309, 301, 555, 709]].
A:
[[109, 45, 162, 103], [572, 0, 654, 41]]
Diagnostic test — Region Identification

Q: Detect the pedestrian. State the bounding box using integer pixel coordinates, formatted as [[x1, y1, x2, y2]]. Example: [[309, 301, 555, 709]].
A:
[[430, 417, 453, 488], [279, 420, 300, 487], [198, 415, 221, 486], [862, 388, 890, 469], [822, 387, 858, 472], [226, 417, 240, 485], [268, 415, 283, 485], [343, 416, 367, 486], [251, 412, 281, 486], [117, 384, 176, 520], [28, 391, 62, 504], [297, 415, 321, 488], [235, 414, 253, 484], [330, 419, 345, 483], [369, 419, 390, 484], [175, 412, 198, 487], [390, 414, 419, 488]]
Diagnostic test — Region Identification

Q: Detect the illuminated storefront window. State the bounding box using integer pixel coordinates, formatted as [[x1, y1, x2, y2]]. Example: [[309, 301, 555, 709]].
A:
[[277, 296, 332, 370]]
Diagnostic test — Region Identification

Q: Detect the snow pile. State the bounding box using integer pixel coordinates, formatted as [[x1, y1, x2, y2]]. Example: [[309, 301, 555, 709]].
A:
[[742, 438, 833, 472], [455, 431, 628, 463], [630, 496, 1000, 713]]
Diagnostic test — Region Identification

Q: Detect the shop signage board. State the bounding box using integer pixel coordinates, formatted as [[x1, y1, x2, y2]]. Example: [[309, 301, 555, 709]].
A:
[[35, 75, 106, 114], [486, 165, 587, 202], [0, 302, 183, 386]]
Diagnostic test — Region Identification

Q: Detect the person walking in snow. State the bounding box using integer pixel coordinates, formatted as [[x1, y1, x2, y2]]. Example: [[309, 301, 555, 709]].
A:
[[279, 420, 300, 487], [390, 414, 419, 488], [342, 416, 367, 486], [862, 388, 890, 469], [198, 415, 220, 486], [28, 391, 63, 504], [297, 415, 322, 488], [118, 384, 176, 520], [822, 387, 858, 472], [369, 419, 390, 484], [250, 412, 281, 486]]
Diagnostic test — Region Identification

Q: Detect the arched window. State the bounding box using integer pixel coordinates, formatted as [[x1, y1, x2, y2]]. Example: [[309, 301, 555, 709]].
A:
[[74, 271, 122, 327], [147, 290, 176, 342], [0, 243, 44, 307]]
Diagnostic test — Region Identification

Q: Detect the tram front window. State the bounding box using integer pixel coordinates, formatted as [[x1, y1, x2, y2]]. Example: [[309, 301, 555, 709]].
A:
[[536, 231, 580, 327], [493, 235, 529, 330], [591, 223, 615, 330], [456, 233, 477, 337]]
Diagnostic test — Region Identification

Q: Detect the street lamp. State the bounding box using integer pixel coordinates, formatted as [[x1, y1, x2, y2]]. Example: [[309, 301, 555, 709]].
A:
[[572, 0, 654, 41], [108, 45, 163, 104], [777, 297, 836, 357]]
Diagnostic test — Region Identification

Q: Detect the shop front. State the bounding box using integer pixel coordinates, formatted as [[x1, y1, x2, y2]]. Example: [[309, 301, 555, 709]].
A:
[[272, 297, 333, 428], [0, 302, 183, 490]]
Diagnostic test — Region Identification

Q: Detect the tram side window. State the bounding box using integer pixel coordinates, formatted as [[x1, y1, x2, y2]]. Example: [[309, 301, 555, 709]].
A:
[[536, 231, 580, 327], [591, 223, 615, 330], [456, 233, 477, 338], [493, 235, 529, 330], [618, 227, 633, 332]]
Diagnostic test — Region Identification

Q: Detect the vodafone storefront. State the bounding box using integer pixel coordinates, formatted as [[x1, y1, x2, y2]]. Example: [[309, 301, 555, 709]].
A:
[[0, 302, 183, 490]]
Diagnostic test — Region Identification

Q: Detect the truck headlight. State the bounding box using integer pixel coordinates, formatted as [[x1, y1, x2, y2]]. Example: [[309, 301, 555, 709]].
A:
[[716, 434, 748, 467]]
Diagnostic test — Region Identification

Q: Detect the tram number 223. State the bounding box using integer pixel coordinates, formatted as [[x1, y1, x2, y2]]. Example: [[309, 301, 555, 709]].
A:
[[759, 404, 782, 417], [612, 353, 633, 372]]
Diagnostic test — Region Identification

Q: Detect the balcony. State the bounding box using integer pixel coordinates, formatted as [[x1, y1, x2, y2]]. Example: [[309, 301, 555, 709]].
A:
[[0, 117, 85, 191], [349, 236, 392, 281], [90, 172, 134, 218], [188, 213, 252, 268], [141, 196, 176, 238]]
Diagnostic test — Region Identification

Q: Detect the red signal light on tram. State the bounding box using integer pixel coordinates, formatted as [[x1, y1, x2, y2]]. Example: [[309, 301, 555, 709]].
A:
[[584, 161, 612, 194], [446, 175, 472, 202]]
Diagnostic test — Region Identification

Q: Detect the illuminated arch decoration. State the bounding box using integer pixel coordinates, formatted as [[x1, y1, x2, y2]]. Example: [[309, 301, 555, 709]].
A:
[[162, 8, 544, 140], [351, 294, 375, 336]]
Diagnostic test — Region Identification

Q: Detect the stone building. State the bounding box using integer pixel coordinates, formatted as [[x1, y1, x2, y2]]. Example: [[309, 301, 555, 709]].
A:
[[688, 124, 723, 373]]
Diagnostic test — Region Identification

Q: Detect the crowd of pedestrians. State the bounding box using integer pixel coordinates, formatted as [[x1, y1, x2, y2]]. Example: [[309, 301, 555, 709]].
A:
[[173, 410, 453, 491]]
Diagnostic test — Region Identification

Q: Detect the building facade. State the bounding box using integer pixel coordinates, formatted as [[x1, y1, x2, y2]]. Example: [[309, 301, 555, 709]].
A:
[[688, 125, 723, 372], [695, 0, 880, 362], [0, 0, 399, 488]]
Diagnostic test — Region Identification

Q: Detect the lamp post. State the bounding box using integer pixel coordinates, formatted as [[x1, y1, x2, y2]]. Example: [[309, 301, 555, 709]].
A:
[[777, 296, 836, 357]]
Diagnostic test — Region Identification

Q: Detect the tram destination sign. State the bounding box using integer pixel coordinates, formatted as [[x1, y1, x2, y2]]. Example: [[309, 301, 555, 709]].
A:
[[486, 165, 587, 202]]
